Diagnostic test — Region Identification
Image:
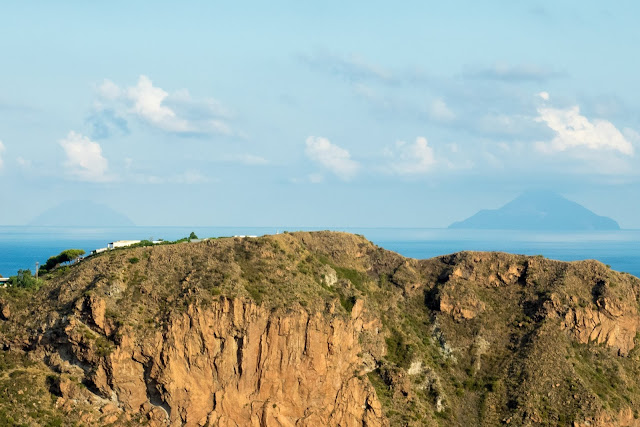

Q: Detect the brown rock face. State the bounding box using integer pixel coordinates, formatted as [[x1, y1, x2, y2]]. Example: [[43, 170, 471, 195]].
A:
[[561, 301, 640, 356], [552, 279, 640, 356], [0, 299, 9, 320], [65, 298, 385, 426], [439, 288, 485, 321]]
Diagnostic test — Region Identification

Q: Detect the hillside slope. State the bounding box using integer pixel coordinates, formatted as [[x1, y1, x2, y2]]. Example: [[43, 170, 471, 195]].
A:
[[1, 232, 640, 426]]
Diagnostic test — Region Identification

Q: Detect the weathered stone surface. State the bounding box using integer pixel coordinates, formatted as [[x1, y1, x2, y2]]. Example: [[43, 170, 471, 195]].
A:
[[0, 299, 10, 320], [86, 294, 107, 333], [58, 297, 385, 427], [561, 303, 640, 356], [439, 288, 485, 321]]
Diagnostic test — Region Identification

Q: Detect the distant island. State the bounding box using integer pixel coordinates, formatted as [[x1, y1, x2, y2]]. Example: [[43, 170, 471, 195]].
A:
[[29, 200, 135, 227], [449, 191, 620, 230]]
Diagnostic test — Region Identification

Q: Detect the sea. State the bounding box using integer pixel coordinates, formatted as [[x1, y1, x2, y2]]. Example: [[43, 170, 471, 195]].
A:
[[1, 226, 639, 279]]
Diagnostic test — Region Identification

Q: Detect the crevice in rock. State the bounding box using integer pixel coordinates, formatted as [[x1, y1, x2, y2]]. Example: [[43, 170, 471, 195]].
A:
[[57, 345, 92, 374], [235, 336, 244, 378], [143, 361, 171, 419]]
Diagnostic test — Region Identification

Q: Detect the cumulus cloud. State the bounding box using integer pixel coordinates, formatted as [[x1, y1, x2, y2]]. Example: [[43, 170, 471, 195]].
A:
[[537, 91, 550, 101], [535, 100, 634, 155], [127, 75, 191, 132], [305, 136, 360, 180], [91, 75, 233, 137], [59, 131, 111, 182], [0, 140, 4, 169], [97, 79, 122, 100], [384, 137, 436, 174]]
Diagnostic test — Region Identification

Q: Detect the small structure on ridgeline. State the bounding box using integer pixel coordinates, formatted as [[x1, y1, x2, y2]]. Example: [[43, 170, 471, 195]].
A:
[[91, 239, 165, 256], [0, 275, 9, 287], [107, 240, 142, 250]]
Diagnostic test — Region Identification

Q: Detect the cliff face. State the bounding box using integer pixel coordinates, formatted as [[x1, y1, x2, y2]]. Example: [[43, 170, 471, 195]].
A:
[[1, 232, 640, 426], [64, 298, 383, 426]]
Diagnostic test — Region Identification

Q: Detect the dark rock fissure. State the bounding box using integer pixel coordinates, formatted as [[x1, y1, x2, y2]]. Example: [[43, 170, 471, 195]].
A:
[[235, 336, 244, 378], [143, 361, 171, 418]]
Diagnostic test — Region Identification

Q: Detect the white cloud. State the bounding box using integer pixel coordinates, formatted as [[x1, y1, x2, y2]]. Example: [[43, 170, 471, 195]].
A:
[[59, 131, 111, 182], [427, 99, 455, 122], [624, 128, 640, 144], [208, 120, 232, 136], [97, 79, 122, 100], [535, 103, 634, 155], [127, 75, 191, 132], [0, 140, 4, 169], [94, 75, 233, 136], [537, 91, 550, 101], [305, 136, 359, 180], [384, 137, 436, 174]]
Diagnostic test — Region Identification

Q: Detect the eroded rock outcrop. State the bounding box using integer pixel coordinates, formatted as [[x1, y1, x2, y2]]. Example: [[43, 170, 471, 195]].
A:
[[561, 300, 640, 356], [56, 297, 385, 427]]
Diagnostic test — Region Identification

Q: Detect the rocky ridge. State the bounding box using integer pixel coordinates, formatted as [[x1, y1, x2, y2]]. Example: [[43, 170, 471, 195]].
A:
[[1, 231, 640, 426]]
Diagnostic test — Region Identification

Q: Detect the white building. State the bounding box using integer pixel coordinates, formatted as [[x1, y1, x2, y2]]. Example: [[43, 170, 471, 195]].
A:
[[107, 240, 141, 250]]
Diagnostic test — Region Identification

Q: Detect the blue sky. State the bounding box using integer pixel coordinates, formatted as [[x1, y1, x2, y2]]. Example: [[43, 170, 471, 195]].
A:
[[1, 1, 639, 227]]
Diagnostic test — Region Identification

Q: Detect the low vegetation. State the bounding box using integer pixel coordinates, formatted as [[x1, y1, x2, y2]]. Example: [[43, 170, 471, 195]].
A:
[[41, 249, 85, 272]]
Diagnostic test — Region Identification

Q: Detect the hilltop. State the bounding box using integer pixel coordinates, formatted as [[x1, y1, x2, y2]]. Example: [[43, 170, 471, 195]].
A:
[[0, 232, 640, 426], [450, 191, 620, 230]]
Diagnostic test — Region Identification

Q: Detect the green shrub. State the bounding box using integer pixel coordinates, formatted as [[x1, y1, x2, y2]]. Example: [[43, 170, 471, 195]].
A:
[[129, 240, 155, 248], [385, 330, 415, 368], [339, 294, 357, 313], [42, 249, 85, 271], [8, 269, 43, 290]]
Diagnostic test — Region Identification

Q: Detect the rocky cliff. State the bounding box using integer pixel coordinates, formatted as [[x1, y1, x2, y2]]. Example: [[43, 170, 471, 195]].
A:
[[1, 232, 640, 426]]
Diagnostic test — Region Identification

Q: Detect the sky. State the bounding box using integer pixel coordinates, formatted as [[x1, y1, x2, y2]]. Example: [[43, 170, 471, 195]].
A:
[[1, 1, 639, 228]]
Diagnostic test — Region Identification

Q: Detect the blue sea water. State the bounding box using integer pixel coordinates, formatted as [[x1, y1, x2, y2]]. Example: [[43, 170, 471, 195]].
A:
[[0, 226, 639, 279]]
